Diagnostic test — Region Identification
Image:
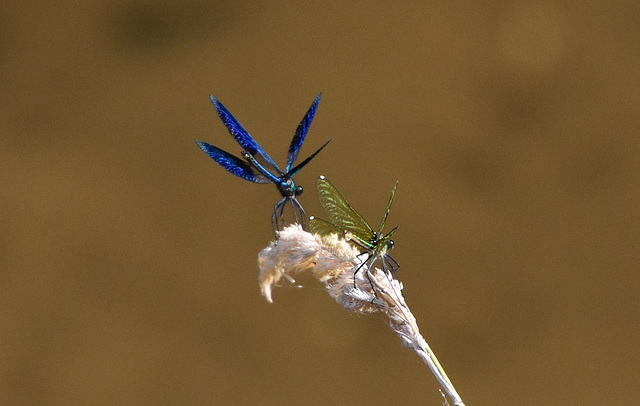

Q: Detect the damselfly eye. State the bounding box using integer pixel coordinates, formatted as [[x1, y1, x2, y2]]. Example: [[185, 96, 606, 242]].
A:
[[387, 240, 395, 250], [198, 94, 327, 237]]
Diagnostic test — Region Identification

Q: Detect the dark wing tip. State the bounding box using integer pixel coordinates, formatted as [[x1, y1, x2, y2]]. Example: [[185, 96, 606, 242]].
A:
[[195, 139, 210, 149], [209, 95, 227, 115]]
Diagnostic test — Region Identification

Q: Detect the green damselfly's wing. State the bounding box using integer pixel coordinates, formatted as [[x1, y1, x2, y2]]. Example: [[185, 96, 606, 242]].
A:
[[377, 181, 398, 236], [309, 215, 376, 252], [309, 216, 344, 237], [374, 183, 400, 257], [315, 176, 375, 243]]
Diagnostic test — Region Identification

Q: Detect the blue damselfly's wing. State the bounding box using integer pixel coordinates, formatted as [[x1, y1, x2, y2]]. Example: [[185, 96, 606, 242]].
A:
[[286, 93, 321, 173], [195, 140, 272, 183], [209, 95, 284, 176], [285, 138, 331, 178]]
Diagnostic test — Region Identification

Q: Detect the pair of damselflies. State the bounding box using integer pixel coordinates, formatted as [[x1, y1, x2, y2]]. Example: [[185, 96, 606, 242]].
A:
[[195, 94, 399, 281]]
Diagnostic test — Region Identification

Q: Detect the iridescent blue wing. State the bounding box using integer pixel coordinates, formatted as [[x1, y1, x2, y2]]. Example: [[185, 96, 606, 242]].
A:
[[285, 138, 331, 178], [286, 93, 321, 173], [195, 140, 272, 184], [210, 95, 284, 176]]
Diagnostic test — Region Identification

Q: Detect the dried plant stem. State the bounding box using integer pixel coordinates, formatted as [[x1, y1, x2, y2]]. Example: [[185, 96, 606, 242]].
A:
[[367, 269, 464, 406], [258, 225, 465, 406], [415, 337, 463, 406]]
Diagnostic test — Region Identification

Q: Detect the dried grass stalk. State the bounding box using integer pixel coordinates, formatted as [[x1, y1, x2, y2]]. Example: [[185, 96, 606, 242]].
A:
[[258, 225, 465, 406]]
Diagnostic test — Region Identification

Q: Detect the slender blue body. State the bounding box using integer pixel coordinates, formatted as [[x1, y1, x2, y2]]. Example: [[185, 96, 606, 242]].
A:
[[196, 93, 330, 233]]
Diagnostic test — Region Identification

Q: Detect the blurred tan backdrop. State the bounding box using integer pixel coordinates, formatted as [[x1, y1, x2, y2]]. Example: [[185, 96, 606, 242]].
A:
[[1, 1, 639, 405]]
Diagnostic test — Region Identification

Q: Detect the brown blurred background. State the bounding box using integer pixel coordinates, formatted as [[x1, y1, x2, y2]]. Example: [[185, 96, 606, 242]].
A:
[[1, 1, 639, 405]]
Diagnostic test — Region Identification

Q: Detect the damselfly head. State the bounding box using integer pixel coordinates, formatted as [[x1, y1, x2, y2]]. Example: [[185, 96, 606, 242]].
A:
[[278, 178, 302, 198]]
